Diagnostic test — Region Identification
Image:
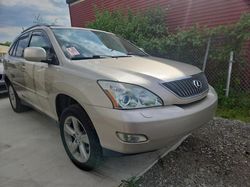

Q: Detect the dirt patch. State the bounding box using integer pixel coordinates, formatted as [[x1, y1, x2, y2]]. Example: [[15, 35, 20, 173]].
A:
[[138, 118, 250, 187]]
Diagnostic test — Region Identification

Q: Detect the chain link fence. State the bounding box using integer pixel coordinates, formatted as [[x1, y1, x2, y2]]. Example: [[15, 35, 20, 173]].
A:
[[160, 37, 250, 96]]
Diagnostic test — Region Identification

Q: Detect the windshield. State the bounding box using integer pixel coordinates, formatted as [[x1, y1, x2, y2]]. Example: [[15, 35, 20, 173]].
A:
[[52, 28, 147, 60]]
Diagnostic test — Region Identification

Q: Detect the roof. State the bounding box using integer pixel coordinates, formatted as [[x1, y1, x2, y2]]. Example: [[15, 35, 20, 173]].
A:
[[66, 0, 78, 4], [21, 24, 114, 35], [0, 45, 9, 54], [21, 24, 59, 33]]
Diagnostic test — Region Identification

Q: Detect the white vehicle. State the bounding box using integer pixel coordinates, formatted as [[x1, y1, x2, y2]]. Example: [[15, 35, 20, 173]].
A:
[[0, 58, 7, 94]]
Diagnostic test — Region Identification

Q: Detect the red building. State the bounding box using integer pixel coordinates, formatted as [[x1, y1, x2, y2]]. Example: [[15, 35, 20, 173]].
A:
[[66, 0, 250, 31]]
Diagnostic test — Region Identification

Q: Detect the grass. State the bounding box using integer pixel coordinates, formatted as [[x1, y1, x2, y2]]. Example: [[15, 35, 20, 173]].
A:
[[119, 177, 139, 187], [216, 92, 250, 123], [216, 107, 250, 122]]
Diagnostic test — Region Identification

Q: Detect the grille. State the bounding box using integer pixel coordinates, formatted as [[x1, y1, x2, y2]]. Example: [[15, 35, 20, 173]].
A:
[[162, 72, 209, 98]]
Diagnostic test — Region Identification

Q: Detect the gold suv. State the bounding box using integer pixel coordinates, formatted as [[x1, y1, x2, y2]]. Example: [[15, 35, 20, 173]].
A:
[[3, 25, 217, 171]]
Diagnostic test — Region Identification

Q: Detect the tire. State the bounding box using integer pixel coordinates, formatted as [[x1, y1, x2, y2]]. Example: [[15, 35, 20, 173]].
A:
[[59, 104, 103, 171], [8, 84, 29, 113]]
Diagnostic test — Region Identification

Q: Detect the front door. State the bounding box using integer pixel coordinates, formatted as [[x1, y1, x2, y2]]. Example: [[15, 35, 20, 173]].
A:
[[27, 31, 58, 115]]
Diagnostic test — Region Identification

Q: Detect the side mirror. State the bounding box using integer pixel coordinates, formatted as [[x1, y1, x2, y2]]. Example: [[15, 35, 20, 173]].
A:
[[24, 47, 47, 62]]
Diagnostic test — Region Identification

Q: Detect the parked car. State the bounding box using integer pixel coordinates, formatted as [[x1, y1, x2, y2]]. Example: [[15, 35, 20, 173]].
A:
[[3, 25, 217, 171], [0, 58, 7, 94]]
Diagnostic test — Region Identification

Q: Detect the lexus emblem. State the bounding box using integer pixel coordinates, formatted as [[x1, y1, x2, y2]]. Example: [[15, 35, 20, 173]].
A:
[[193, 80, 202, 89]]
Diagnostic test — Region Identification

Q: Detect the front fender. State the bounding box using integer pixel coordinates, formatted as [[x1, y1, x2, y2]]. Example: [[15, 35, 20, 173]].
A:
[[49, 80, 113, 121]]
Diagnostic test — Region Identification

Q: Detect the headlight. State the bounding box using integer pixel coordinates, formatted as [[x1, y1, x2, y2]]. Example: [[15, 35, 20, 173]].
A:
[[98, 80, 163, 109]]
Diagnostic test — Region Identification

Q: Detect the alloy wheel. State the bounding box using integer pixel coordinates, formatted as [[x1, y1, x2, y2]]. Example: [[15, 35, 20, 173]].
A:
[[64, 116, 90, 163]]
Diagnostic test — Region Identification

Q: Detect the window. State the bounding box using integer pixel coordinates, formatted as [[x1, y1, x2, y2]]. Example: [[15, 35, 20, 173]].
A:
[[29, 33, 53, 57], [15, 34, 29, 57], [52, 28, 147, 60], [29, 31, 58, 64], [29, 34, 51, 51], [9, 42, 16, 56], [12, 42, 19, 56]]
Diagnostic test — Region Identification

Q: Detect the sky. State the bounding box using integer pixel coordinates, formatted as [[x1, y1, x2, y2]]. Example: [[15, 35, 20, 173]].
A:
[[0, 0, 70, 43]]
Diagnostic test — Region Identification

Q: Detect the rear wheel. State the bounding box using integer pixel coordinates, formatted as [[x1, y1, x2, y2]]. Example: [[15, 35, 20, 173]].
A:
[[59, 105, 103, 171], [8, 84, 29, 113]]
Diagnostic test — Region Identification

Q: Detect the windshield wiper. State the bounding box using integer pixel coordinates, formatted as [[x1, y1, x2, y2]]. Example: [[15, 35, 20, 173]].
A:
[[71, 55, 131, 60], [93, 54, 131, 58], [111, 55, 131, 58], [127, 52, 148, 56], [71, 55, 107, 60]]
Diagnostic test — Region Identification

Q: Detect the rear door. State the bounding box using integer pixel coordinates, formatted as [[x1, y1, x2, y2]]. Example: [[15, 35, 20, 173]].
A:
[[6, 33, 30, 99]]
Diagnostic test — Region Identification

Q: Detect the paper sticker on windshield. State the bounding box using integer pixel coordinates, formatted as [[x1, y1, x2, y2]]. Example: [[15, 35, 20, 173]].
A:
[[66, 47, 80, 57]]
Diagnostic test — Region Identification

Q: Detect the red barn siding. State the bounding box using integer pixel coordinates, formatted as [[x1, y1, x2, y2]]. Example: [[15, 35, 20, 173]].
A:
[[69, 0, 250, 30]]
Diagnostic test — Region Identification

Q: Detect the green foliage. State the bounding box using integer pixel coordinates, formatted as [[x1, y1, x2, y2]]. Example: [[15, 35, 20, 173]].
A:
[[217, 108, 250, 123], [0, 41, 11, 46], [217, 92, 250, 122], [119, 177, 139, 187], [87, 7, 168, 55]]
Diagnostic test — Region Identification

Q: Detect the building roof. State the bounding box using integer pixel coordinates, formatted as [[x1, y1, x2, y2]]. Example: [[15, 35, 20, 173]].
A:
[[66, 0, 78, 4], [0, 45, 9, 54]]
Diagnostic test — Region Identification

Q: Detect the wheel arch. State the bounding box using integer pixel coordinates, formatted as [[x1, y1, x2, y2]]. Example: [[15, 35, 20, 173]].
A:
[[55, 93, 83, 119], [54, 92, 103, 144]]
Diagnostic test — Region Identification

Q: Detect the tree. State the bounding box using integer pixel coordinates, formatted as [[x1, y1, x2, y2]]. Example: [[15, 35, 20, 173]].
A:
[[0, 41, 11, 46], [33, 14, 58, 25]]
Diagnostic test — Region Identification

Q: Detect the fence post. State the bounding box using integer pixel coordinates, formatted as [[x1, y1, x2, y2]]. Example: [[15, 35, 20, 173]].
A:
[[202, 37, 211, 72], [225, 51, 234, 97]]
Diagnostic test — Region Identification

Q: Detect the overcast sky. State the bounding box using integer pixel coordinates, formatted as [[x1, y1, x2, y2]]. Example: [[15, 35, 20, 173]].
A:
[[0, 0, 70, 43]]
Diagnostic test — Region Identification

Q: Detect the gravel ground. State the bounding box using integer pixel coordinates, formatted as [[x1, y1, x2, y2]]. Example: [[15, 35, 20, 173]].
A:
[[137, 118, 250, 187]]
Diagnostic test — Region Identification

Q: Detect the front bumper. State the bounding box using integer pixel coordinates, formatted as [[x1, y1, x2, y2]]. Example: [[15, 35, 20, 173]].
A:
[[0, 79, 7, 94], [86, 87, 218, 154]]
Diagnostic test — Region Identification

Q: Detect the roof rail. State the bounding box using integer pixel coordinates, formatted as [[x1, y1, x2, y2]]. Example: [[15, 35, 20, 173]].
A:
[[21, 24, 51, 33]]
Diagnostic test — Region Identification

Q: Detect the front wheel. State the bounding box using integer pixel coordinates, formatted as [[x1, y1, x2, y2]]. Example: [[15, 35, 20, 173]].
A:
[[59, 105, 103, 171]]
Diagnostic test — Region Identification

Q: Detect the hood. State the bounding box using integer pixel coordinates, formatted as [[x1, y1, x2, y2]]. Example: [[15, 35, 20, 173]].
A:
[[68, 56, 206, 105], [70, 56, 201, 83]]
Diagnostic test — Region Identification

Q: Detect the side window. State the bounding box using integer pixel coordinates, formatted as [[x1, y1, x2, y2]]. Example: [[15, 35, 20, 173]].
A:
[[29, 33, 51, 55], [8, 42, 16, 56], [29, 32, 58, 64], [15, 35, 29, 57], [12, 42, 19, 56]]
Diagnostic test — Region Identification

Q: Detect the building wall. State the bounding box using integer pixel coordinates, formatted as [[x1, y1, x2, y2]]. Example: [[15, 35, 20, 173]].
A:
[[68, 0, 250, 31]]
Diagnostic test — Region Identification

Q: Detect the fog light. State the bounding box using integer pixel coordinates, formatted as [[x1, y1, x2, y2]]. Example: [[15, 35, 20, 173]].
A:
[[116, 132, 148, 143]]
